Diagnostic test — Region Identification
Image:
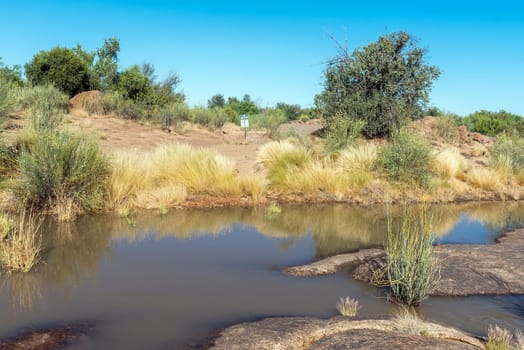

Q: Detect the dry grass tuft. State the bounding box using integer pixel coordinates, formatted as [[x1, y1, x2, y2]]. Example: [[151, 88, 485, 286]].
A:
[[465, 167, 503, 191], [515, 330, 524, 350], [135, 184, 187, 209], [432, 148, 465, 178], [489, 154, 515, 184], [392, 308, 430, 336], [485, 324, 513, 350], [0, 212, 12, 240], [336, 297, 361, 317], [337, 143, 377, 173], [107, 151, 150, 209], [239, 176, 266, 203], [0, 210, 43, 273]]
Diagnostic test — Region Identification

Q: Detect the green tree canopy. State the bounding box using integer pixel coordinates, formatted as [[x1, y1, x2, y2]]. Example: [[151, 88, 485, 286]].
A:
[[208, 94, 226, 109], [25, 47, 90, 96], [316, 31, 440, 141], [116, 65, 154, 103], [275, 102, 302, 120]]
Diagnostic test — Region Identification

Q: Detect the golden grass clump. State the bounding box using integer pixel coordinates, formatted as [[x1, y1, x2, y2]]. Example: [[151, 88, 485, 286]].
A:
[[0, 210, 42, 273], [432, 148, 465, 179], [239, 175, 266, 203], [489, 154, 515, 184], [108, 151, 150, 209], [134, 184, 187, 209], [151, 144, 240, 196], [337, 143, 377, 173], [465, 167, 503, 191]]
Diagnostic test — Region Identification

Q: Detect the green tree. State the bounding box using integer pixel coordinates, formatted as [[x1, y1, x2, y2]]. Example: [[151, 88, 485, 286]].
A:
[[316, 31, 440, 141], [208, 94, 226, 109], [275, 102, 302, 120], [92, 37, 120, 91], [25, 47, 90, 96], [116, 65, 154, 103], [0, 58, 23, 86], [227, 94, 260, 116]]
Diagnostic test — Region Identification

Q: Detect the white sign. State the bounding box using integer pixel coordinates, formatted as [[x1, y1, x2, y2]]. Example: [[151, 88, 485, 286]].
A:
[[240, 114, 249, 128]]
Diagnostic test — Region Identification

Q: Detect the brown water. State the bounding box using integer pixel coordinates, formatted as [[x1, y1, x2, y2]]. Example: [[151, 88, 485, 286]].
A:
[[0, 202, 523, 349]]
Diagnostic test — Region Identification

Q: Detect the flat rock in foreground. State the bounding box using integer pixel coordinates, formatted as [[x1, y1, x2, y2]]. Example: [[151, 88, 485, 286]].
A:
[[210, 316, 482, 350], [286, 229, 524, 296]]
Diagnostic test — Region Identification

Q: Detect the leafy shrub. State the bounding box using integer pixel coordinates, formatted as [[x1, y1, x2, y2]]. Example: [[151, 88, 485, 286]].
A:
[[463, 110, 524, 137], [376, 129, 433, 188], [250, 109, 286, 137], [25, 47, 90, 96], [116, 65, 154, 103], [17, 131, 110, 219]]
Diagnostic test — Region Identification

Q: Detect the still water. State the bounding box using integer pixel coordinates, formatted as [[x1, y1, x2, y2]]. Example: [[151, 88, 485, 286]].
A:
[[0, 202, 523, 349]]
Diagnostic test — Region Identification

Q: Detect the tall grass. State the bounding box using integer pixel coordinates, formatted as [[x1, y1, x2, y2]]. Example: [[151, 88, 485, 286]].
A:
[[0, 78, 15, 121], [486, 325, 513, 350], [465, 167, 503, 191], [257, 140, 311, 188], [17, 131, 110, 220], [0, 210, 42, 273], [27, 98, 64, 131], [15, 84, 69, 113], [108, 144, 250, 210], [375, 205, 439, 306], [376, 129, 433, 188], [431, 148, 465, 179]]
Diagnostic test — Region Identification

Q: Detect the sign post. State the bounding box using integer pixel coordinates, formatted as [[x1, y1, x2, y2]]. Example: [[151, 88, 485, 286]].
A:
[[240, 114, 249, 140]]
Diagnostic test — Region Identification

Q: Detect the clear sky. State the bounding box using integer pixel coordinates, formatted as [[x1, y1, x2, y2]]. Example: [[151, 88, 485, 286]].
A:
[[1, 0, 523, 115]]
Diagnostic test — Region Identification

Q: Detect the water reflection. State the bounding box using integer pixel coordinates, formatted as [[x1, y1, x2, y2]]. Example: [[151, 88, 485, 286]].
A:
[[1, 201, 523, 312]]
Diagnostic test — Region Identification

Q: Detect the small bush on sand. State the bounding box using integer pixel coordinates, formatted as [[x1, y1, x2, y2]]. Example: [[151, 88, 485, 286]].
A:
[[376, 129, 433, 188], [336, 297, 361, 317], [27, 98, 64, 131], [0, 210, 42, 273], [432, 148, 465, 179], [374, 205, 439, 306], [17, 131, 110, 220], [486, 324, 513, 350]]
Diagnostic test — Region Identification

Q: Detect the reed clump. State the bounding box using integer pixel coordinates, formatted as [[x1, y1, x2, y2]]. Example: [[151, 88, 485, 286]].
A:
[[0, 210, 43, 273], [374, 205, 439, 306]]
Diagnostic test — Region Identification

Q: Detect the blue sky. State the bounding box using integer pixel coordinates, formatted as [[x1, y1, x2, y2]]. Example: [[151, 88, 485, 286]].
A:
[[1, 1, 523, 115]]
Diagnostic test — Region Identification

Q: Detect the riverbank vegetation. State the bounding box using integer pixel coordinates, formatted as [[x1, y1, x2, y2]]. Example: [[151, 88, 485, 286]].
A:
[[0, 32, 523, 224]]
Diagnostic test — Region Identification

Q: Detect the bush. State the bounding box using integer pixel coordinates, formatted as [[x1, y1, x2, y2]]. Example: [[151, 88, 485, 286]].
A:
[[0, 78, 15, 121], [116, 65, 154, 103], [375, 205, 439, 306], [490, 135, 524, 174], [250, 109, 286, 137], [463, 110, 524, 137], [17, 131, 110, 219], [25, 47, 90, 96], [16, 84, 70, 113], [376, 129, 433, 188], [27, 98, 64, 131]]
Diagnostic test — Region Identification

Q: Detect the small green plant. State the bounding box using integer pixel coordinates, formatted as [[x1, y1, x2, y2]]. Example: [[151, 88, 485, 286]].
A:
[[159, 206, 169, 216], [265, 203, 282, 219], [376, 129, 433, 188], [336, 297, 361, 317], [374, 205, 439, 306], [485, 324, 513, 350], [0, 78, 15, 121], [0, 210, 43, 273]]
